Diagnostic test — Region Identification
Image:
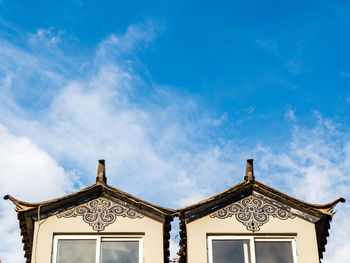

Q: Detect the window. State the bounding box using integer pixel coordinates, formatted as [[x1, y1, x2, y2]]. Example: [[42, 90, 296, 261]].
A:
[[52, 235, 143, 263], [208, 236, 297, 263]]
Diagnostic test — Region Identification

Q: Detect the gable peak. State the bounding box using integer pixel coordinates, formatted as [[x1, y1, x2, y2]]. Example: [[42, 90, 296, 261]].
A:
[[96, 159, 107, 184], [244, 159, 255, 182]]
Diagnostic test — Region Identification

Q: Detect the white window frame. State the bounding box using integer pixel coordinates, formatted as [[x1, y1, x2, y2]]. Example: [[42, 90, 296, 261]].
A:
[[52, 235, 144, 263], [207, 235, 298, 263]]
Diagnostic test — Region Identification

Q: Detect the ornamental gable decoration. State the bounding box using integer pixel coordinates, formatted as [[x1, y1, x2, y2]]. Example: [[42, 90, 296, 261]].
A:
[[210, 192, 318, 232], [57, 197, 144, 231]]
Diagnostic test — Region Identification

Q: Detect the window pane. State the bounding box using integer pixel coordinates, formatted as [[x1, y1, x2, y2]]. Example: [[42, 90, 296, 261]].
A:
[[101, 241, 139, 263], [212, 240, 251, 263], [255, 241, 294, 263], [57, 240, 96, 263]]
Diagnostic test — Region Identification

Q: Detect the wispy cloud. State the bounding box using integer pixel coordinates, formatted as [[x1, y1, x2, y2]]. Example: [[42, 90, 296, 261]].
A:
[[243, 106, 255, 114], [95, 20, 164, 62], [256, 38, 307, 76], [28, 27, 65, 47], [285, 40, 306, 76], [284, 105, 297, 121], [340, 71, 350, 77]]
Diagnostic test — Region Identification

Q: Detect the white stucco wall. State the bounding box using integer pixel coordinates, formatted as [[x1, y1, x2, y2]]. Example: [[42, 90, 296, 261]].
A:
[[30, 198, 164, 263], [186, 200, 319, 263]]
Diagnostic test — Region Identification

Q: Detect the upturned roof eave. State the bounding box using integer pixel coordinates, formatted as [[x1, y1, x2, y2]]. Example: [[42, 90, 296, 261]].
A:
[[4, 183, 175, 216], [175, 179, 345, 217]]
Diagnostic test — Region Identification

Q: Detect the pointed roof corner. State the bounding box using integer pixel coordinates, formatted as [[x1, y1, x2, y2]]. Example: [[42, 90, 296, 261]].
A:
[[324, 197, 346, 214], [244, 158, 255, 182], [96, 159, 107, 185], [3, 194, 35, 211]]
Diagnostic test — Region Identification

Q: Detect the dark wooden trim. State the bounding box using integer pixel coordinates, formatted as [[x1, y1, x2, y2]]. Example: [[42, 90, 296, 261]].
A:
[[184, 187, 252, 223], [31, 192, 101, 221], [178, 212, 187, 263], [254, 184, 323, 218], [315, 215, 332, 261], [163, 216, 173, 263], [103, 190, 166, 222]]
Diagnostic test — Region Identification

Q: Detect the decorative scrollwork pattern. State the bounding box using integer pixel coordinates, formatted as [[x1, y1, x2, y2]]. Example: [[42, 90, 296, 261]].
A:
[[210, 195, 296, 231], [57, 198, 143, 231]]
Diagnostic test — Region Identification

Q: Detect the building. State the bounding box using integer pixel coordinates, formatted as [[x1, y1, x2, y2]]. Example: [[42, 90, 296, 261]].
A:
[[5, 159, 345, 263], [4, 160, 174, 263], [176, 159, 345, 263]]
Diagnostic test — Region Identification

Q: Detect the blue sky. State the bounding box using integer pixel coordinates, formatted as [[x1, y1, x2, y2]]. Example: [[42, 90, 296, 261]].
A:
[[0, 0, 349, 262], [2, 0, 350, 145]]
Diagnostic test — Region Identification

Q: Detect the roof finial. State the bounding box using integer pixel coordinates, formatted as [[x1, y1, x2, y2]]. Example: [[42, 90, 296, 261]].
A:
[[96, 159, 107, 184], [244, 159, 255, 181]]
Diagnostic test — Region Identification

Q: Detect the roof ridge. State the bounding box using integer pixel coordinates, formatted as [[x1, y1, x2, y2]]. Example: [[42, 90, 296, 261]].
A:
[[175, 179, 345, 214], [4, 183, 175, 214]]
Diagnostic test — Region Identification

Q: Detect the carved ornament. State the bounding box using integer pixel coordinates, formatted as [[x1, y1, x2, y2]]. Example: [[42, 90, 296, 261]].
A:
[[210, 195, 296, 231], [57, 198, 143, 231]]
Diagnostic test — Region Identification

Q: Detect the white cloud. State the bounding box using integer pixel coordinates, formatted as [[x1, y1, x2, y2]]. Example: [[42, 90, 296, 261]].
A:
[[28, 27, 65, 47], [95, 20, 163, 62], [0, 125, 73, 262], [0, 125, 73, 199]]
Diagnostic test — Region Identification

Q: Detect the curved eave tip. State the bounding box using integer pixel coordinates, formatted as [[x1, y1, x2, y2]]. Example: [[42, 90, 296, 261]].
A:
[[333, 197, 346, 205], [3, 194, 18, 205], [326, 197, 346, 215]]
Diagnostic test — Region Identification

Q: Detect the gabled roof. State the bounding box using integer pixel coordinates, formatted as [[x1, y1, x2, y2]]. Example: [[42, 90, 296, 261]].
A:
[[176, 159, 345, 262], [177, 179, 344, 221], [5, 181, 174, 218], [4, 160, 174, 263]]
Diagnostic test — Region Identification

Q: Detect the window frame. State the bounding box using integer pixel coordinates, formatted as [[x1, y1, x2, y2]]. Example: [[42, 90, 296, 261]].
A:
[[207, 235, 298, 263], [52, 234, 144, 263]]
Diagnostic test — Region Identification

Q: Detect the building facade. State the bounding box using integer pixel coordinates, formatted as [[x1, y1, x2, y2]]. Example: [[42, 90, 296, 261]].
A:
[[5, 160, 174, 263], [5, 159, 345, 263]]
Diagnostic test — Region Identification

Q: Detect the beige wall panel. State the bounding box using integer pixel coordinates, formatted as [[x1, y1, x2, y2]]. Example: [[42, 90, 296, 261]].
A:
[[31, 204, 164, 263], [186, 213, 319, 263]]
